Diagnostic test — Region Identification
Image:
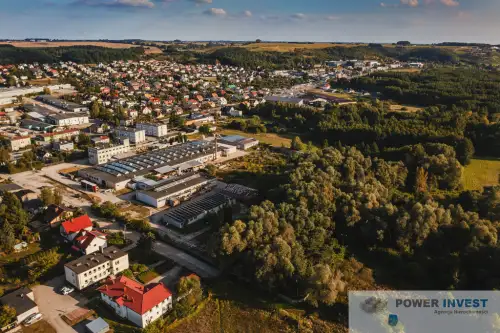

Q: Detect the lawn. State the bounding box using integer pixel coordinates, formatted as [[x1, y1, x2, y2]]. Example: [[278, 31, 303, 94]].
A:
[[220, 129, 291, 147], [137, 270, 160, 283], [242, 42, 365, 52], [463, 158, 500, 190], [0, 243, 41, 265]]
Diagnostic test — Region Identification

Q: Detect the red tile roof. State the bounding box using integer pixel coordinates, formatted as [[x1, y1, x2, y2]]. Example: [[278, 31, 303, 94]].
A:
[[98, 276, 172, 315], [61, 215, 92, 234], [74, 230, 106, 250]]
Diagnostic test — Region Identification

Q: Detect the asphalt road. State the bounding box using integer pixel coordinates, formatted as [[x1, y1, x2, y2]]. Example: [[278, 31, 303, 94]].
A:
[[153, 241, 220, 278]]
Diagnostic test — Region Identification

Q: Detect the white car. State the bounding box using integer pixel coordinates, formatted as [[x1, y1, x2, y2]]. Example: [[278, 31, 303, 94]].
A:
[[60, 286, 74, 295], [24, 313, 42, 326]]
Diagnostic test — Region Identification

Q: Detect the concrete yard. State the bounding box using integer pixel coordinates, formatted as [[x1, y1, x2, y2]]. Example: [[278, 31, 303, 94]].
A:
[[32, 276, 89, 333]]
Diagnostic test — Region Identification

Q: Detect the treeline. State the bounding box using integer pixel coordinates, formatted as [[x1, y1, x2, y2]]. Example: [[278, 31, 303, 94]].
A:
[[215, 144, 500, 306], [190, 46, 464, 69], [0, 45, 144, 64], [337, 68, 500, 115]]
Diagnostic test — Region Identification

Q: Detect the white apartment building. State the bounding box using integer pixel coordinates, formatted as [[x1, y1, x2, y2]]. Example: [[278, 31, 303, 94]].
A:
[[10, 136, 31, 151], [136, 123, 168, 137], [64, 246, 129, 290], [115, 127, 146, 144], [88, 139, 130, 165], [98, 276, 173, 328]]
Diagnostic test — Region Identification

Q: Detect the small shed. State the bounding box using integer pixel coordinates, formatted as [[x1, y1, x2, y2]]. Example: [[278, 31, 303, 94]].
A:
[[85, 318, 109, 333]]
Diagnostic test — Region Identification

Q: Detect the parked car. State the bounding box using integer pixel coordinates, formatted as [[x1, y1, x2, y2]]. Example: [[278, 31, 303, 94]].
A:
[[24, 313, 42, 326], [60, 286, 74, 295]]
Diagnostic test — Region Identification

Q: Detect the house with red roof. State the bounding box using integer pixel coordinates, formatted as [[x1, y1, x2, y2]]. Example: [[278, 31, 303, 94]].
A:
[[72, 230, 108, 255], [60, 215, 93, 241], [98, 276, 173, 328]]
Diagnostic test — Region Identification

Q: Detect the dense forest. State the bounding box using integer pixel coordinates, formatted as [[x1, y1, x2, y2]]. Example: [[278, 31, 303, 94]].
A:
[[339, 68, 500, 114], [189, 45, 465, 69], [0, 45, 144, 64]]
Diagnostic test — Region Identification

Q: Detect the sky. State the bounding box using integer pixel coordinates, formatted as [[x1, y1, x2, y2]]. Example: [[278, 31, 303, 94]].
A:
[[0, 0, 499, 43]]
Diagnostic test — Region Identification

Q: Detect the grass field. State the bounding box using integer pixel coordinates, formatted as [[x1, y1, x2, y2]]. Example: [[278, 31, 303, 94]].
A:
[[220, 129, 291, 147], [137, 270, 160, 283], [389, 104, 423, 113], [308, 88, 354, 100], [463, 158, 500, 190], [0, 41, 162, 54]]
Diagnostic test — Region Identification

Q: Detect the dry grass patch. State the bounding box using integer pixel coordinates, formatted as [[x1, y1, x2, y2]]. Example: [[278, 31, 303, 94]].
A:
[[389, 104, 423, 113], [220, 129, 291, 147], [21, 320, 57, 333], [308, 89, 354, 100], [242, 43, 366, 52], [463, 158, 500, 190]]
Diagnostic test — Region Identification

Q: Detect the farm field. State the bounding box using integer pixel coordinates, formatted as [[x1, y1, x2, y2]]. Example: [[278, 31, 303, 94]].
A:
[[0, 41, 162, 54], [242, 42, 365, 52], [463, 158, 500, 190], [220, 129, 291, 147]]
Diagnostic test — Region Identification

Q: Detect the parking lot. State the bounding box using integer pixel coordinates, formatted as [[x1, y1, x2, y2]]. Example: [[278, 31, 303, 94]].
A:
[[32, 276, 89, 333]]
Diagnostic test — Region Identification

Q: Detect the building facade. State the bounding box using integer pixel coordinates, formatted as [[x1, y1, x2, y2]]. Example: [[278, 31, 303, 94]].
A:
[[64, 246, 129, 290], [10, 136, 31, 151], [115, 127, 146, 144], [88, 139, 130, 165], [98, 276, 173, 328], [47, 113, 89, 127], [136, 123, 168, 137]]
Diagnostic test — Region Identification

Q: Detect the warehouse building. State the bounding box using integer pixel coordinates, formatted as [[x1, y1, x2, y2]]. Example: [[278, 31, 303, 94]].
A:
[[162, 191, 235, 229], [136, 172, 215, 208], [46, 113, 90, 127], [219, 135, 259, 150], [79, 141, 223, 191], [36, 95, 89, 112]]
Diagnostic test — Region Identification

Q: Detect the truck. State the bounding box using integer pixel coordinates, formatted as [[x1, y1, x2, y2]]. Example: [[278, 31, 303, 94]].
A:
[[81, 179, 99, 193]]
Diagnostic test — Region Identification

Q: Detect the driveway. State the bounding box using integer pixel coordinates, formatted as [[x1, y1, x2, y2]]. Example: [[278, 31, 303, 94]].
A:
[[32, 276, 89, 333], [153, 241, 220, 278]]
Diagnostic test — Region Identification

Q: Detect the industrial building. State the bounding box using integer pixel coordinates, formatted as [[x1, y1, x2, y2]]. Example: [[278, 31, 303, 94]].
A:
[[136, 172, 215, 208], [115, 127, 146, 144], [136, 122, 168, 137], [36, 95, 89, 113], [162, 191, 235, 229], [79, 141, 223, 191], [219, 135, 259, 150], [46, 113, 90, 126]]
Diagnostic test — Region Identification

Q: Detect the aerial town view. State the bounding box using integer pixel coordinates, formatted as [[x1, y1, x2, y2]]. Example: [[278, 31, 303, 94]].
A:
[[0, 0, 500, 333]]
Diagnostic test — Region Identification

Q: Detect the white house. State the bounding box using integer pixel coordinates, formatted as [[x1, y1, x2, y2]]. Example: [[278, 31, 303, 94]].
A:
[[60, 215, 93, 242], [88, 139, 130, 165], [72, 230, 108, 255], [136, 123, 168, 137], [114, 127, 146, 144], [98, 276, 173, 328], [9, 136, 31, 151], [64, 246, 129, 290]]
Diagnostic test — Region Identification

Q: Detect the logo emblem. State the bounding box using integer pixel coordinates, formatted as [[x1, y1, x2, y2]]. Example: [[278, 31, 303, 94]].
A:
[[388, 314, 398, 327], [360, 296, 388, 314]]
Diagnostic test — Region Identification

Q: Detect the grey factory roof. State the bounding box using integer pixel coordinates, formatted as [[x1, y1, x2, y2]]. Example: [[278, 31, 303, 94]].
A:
[[162, 191, 232, 225], [0, 287, 37, 315], [47, 112, 88, 120], [137, 172, 213, 200], [37, 95, 87, 111], [81, 141, 217, 183], [64, 246, 127, 274]]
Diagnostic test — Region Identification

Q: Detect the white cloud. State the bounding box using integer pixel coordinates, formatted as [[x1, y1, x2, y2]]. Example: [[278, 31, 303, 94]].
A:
[[76, 0, 154, 7], [189, 0, 213, 4], [291, 13, 306, 19], [204, 8, 227, 16], [441, 0, 459, 6], [243, 10, 252, 17], [326, 15, 339, 20], [401, 0, 419, 7]]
